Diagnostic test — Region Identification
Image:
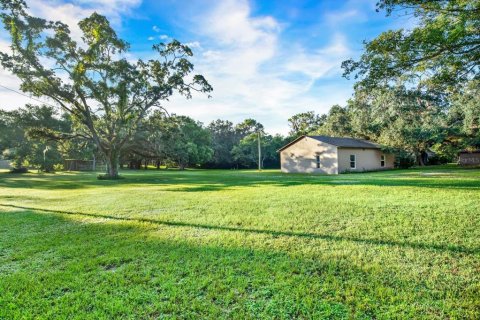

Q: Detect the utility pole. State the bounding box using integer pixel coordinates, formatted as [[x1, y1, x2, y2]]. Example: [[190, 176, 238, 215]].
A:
[[257, 130, 262, 171], [43, 146, 49, 171]]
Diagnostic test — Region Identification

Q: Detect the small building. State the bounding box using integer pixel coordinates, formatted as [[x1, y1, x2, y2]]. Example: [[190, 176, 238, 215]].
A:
[[458, 150, 480, 166], [278, 135, 394, 174]]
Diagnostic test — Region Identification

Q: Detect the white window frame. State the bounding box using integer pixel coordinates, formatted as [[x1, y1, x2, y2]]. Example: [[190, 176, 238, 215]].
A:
[[315, 155, 320, 168], [380, 154, 385, 167], [349, 154, 356, 169]]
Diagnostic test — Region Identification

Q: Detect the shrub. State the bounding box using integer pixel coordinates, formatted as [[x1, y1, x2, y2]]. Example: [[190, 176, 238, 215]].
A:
[[10, 167, 28, 173], [97, 174, 124, 180], [395, 151, 415, 169]]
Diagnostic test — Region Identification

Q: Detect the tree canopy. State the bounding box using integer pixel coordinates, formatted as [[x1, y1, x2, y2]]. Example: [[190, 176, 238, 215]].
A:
[[0, 105, 71, 171], [287, 111, 325, 137], [342, 0, 480, 91], [0, 0, 212, 178]]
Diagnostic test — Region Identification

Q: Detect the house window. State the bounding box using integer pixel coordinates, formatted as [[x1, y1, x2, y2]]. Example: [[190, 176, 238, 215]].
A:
[[316, 155, 320, 168], [381, 155, 385, 167], [350, 154, 356, 169]]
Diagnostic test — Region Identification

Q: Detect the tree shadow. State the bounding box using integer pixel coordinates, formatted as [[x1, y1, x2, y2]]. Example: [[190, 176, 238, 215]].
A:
[[2, 207, 477, 318], [1, 203, 477, 255]]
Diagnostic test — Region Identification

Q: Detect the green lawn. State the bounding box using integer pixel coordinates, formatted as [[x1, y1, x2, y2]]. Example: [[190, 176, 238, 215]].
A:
[[0, 166, 479, 319]]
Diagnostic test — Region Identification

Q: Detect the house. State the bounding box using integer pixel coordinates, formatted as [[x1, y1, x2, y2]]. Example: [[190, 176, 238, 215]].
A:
[[458, 150, 480, 166], [278, 135, 394, 174]]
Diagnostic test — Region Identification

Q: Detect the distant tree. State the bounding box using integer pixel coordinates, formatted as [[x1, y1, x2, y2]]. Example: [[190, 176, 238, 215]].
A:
[[351, 85, 447, 165], [206, 119, 238, 168], [0, 1, 211, 179], [287, 111, 326, 137], [231, 133, 285, 169], [263, 134, 287, 168], [342, 0, 480, 91], [346, 98, 380, 140], [154, 115, 213, 170], [31, 113, 98, 162], [448, 80, 480, 147], [0, 105, 67, 171], [235, 119, 264, 138], [315, 105, 353, 137]]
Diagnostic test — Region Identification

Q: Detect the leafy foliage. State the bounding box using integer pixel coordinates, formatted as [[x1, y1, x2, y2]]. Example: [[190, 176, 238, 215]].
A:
[[314, 105, 353, 137], [0, 105, 68, 171], [0, 1, 212, 178], [287, 111, 326, 137], [448, 79, 480, 147], [205, 120, 239, 168], [342, 0, 480, 91], [351, 85, 448, 165], [231, 133, 285, 169], [160, 115, 213, 170]]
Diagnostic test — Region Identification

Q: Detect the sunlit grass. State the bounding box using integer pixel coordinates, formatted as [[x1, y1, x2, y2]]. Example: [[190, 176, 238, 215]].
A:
[[0, 166, 479, 318]]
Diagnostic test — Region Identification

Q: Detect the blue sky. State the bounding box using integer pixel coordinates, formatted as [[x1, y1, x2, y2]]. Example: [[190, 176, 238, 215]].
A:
[[0, 0, 409, 134]]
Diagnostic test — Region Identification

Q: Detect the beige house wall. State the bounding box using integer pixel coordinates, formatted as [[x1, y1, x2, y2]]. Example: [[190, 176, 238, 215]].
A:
[[280, 137, 338, 174], [337, 148, 394, 173]]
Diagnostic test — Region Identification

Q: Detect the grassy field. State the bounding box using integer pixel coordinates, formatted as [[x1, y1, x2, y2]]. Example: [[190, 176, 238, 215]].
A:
[[0, 166, 479, 319]]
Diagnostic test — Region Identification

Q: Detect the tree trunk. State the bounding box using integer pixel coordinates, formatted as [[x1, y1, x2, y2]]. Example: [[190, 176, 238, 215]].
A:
[[416, 152, 426, 166], [105, 152, 120, 178]]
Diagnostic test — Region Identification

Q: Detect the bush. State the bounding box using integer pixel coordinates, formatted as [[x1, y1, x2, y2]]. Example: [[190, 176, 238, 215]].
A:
[[97, 174, 124, 180], [53, 163, 64, 171], [426, 155, 450, 165], [395, 152, 415, 169], [10, 167, 28, 173]]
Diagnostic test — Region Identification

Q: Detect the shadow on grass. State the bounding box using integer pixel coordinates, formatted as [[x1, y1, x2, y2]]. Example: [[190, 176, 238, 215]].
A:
[[0, 209, 353, 318], [3, 208, 458, 319], [0, 167, 479, 191], [1, 203, 477, 255]]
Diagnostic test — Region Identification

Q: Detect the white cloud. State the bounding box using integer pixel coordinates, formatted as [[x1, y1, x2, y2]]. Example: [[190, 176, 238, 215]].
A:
[[27, 0, 142, 39], [325, 9, 364, 25], [152, 25, 160, 32], [185, 41, 201, 48], [165, 0, 353, 134], [285, 34, 351, 79], [159, 34, 169, 40], [147, 36, 155, 41]]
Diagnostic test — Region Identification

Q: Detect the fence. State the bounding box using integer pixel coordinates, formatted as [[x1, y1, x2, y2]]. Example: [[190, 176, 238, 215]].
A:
[[64, 159, 106, 172]]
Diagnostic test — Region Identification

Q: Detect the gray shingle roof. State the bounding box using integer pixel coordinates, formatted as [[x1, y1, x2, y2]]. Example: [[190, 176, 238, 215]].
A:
[[278, 135, 382, 152], [308, 136, 381, 149]]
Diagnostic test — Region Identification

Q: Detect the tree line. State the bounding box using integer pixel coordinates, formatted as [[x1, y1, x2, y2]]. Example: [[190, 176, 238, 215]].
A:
[[2, 79, 477, 172], [0, 0, 478, 176], [0, 106, 289, 171]]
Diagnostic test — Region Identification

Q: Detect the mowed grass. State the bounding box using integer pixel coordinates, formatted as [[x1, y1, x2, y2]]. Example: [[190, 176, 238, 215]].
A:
[[0, 166, 479, 319]]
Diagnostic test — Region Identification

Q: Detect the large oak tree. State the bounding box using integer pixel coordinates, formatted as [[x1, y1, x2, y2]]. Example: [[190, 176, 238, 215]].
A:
[[0, 0, 212, 178]]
